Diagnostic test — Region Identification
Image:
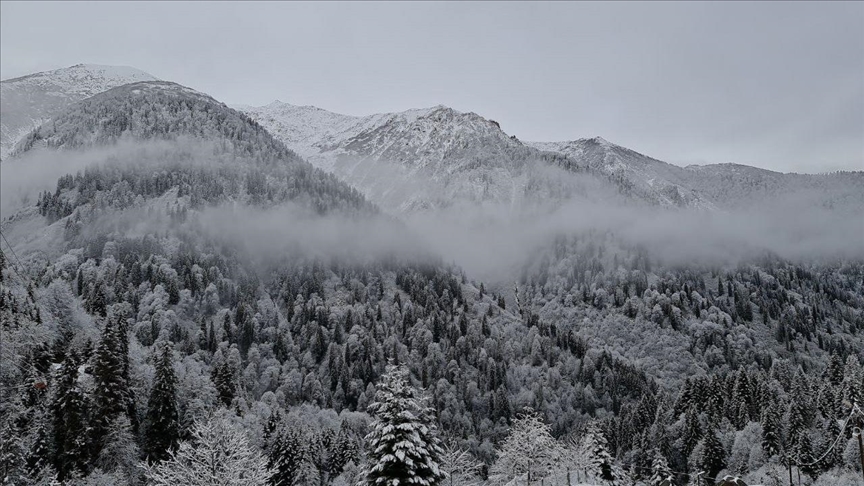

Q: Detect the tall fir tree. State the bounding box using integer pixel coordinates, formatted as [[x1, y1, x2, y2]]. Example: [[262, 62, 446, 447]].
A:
[[360, 364, 446, 486], [649, 449, 673, 486], [330, 430, 357, 479], [760, 404, 782, 458], [699, 427, 726, 485], [212, 360, 236, 407], [0, 418, 27, 485], [90, 319, 128, 457], [27, 413, 53, 478], [683, 410, 702, 458], [268, 428, 306, 486], [52, 349, 88, 480], [144, 342, 179, 463], [582, 421, 620, 485]]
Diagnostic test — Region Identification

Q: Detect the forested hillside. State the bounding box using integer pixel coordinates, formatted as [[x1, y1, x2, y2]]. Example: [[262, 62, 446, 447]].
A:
[[1, 80, 862, 486]]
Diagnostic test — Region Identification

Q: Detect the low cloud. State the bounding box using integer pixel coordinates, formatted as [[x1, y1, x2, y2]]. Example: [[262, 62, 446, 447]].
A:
[[3, 139, 862, 285]]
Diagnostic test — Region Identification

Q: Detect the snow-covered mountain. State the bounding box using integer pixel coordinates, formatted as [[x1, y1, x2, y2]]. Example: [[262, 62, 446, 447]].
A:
[[237, 102, 625, 212], [2, 66, 863, 486], [5, 80, 373, 222], [531, 138, 864, 213], [529, 138, 715, 209], [240, 101, 864, 215], [0, 63, 158, 159]]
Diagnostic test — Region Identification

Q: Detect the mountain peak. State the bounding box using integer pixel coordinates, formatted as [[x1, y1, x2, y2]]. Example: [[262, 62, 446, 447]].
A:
[[1, 63, 160, 159], [11, 80, 291, 160], [2, 63, 157, 86]]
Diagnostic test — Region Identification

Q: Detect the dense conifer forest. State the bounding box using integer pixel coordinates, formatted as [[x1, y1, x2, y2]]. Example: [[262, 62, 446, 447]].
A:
[[1, 81, 862, 486]]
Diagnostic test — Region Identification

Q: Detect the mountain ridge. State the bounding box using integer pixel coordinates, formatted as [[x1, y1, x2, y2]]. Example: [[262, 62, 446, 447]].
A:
[[1, 63, 158, 159], [237, 99, 863, 213]]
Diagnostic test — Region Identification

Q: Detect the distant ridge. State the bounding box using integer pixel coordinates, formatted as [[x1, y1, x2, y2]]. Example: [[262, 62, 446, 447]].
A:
[[1, 63, 158, 159]]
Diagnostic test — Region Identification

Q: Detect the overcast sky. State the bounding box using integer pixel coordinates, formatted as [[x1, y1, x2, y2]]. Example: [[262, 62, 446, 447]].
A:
[[1, 1, 862, 173]]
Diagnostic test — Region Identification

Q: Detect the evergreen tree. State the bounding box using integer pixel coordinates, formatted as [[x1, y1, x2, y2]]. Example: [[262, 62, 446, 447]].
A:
[[760, 405, 782, 458], [330, 430, 357, 478], [88, 282, 108, 317], [793, 433, 816, 479], [27, 414, 53, 478], [239, 315, 255, 357], [213, 360, 236, 407], [90, 319, 128, 457], [683, 410, 701, 458], [819, 417, 842, 472], [582, 421, 619, 485], [0, 418, 26, 485], [699, 427, 725, 485], [649, 449, 673, 486], [787, 397, 809, 459], [144, 342, 179, 463], [359, 364, 446, 486], [268, 428, 306, 486], [52, 349, 88, 480]]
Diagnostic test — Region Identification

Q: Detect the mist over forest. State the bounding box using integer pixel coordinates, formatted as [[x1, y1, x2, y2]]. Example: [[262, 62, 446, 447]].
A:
[[1, 14, 863, 486]]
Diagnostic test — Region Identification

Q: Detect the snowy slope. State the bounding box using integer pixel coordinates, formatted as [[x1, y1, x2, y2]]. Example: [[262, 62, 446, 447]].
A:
[[240, 100, 863, 214], [530, 138, 864, 213], [0, 64, 158, 159], [237, 102, 625, 212], [529, 138, 716, 209]]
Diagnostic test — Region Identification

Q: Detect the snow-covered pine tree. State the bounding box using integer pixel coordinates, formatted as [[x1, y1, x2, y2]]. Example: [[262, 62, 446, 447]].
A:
[[52, 349, 89, 480], [91, 318, 128, 455], [212, 360, 236, 407], [818, 415, 842, 472], [786, 394, 811, 472], [649, 449, 674, 486], [263, 410, 281, 446], [581, 420, 620, 485], [842, 356, 864, 407], [27, 413, 53, 478], [95, 416, 142, 481], [329, 429, 358, 479], [144, 342, 179, 463], [683, 410, 702, 458], [698, 426, 725, 485], [760, 404, 781, 458], [792, 432, 816, 479], [0, 418, 26, 484], [268, 427, 306, 486], [359, 363, 446, 486]]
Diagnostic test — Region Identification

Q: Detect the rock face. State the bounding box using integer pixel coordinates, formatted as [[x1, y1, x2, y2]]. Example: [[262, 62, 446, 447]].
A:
[[1, 64, 158, 159]]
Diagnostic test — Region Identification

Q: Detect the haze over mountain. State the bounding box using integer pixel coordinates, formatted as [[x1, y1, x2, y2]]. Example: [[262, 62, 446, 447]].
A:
[[1, 63, 863, 486], [238, 100, 864, 215], [0, 63, 158, 160], [4, 64, 859, 217]]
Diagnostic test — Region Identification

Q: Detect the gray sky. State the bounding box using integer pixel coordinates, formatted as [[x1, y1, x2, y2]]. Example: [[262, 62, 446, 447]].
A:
[[1, 1, 862, 173]]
